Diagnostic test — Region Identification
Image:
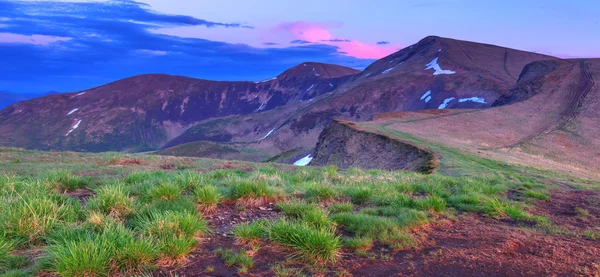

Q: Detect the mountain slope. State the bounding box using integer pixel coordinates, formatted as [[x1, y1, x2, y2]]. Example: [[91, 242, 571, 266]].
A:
[[0, 92, 42, 110], [0, 63, 359, 152], [161, 36, 557, 162], [356, 58, 600, 177]]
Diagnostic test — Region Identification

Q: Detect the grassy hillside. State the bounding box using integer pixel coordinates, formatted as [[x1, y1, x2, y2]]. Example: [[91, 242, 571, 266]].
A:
[[0, 148, 598, 276]]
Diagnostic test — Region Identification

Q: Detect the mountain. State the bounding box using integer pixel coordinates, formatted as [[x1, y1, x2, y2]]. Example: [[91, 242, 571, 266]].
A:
[[0, 92, 42, 110], [352, 58, 600, 177], [158, 36, 557, 162], [0, 36, 562, 160], [0, 63, 359, 152]]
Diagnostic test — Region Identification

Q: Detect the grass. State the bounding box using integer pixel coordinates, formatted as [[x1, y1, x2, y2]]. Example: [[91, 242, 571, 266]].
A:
[[232, 220, 269, 245], [193, 185, 221, 211], [524, 190, 551, 200], [42, 169, 90, 192], [215, 248, 254, 272], [0, 148, 598, 275], [328, 202, 354, 214], [87, 182, 134, 218], [268, 219, 341, 263]]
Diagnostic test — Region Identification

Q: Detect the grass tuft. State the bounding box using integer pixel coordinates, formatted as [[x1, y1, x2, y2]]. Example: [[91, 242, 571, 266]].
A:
[[268, 219, 340, 263]]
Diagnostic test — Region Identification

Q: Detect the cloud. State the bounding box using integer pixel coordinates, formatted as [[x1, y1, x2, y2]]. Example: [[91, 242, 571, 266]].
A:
[[0, 1, 374, 93], [322, 38, 351, 42], [263, 42, 278, 46], [290, 39, 311, 44], [0, 33, 72, 45], [270, 21, 401, 59], [377, 41, 390, 45], [137, 49, 168, 55]]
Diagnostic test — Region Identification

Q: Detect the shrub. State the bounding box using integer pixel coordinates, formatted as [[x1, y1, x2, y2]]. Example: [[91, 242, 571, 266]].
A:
[[268, 219, 340, 263]]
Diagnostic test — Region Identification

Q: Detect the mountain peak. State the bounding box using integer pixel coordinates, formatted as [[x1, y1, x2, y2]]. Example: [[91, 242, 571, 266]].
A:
[[277, 62, 360, 79]]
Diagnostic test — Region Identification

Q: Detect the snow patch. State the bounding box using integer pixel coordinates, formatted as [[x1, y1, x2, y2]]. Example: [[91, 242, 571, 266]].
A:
[[382, 62, 403, 74], [259, 128, 275, 141], [254, 77, 276, 83], [306, 84, 315, 91], [420, 90, 432, 101], [303, 64, 307, 67], [425, 96, 432, 103], [312, 68, 315, 71], [67, 108, 79, 115], [425, 57, 455, 75], [293, 155, 313, 166], [382, 67, 395, 74], [437, 48, 441, 52], [458, 97, 487, 104], [66, 119, 82, 136], [438, 97, 455, 109], [74, 92, 86, 96], [365, 73, 372, 77], [315, 73, 320, 76]]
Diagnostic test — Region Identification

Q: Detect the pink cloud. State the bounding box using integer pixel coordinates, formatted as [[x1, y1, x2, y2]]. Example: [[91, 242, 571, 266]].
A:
[[269, 21, 401, 59]]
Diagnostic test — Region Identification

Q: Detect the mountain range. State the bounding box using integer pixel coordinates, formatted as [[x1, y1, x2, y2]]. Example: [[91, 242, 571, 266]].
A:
[[1, 35, 598, 175]]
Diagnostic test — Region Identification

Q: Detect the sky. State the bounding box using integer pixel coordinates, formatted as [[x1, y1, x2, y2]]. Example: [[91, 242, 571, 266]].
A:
[[0, 0, 598, 94]]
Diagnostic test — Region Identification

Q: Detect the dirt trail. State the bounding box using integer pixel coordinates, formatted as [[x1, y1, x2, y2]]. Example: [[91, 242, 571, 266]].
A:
[[503, 60, 593, 148]]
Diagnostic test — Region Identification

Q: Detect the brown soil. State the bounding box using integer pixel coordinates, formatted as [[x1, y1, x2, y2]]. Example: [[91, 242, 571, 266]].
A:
[[531, 189, 600, 232], [66, 187, 95, 204], [157, 203, 600, 277]]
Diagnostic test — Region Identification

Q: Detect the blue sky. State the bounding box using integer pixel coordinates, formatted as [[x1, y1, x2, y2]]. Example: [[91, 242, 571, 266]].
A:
[[0, 0, 598, 93]]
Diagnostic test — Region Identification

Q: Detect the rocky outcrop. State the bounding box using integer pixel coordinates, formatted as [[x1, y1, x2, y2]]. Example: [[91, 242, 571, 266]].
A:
[[309, 120, 438, 173]]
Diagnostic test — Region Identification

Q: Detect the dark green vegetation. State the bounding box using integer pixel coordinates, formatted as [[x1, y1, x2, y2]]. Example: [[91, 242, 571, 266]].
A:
[[0, 148, 598, 276]]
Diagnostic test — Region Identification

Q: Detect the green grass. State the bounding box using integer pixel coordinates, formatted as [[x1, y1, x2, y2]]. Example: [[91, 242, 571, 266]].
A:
[[87, 182, 134, 218], [305, 184, 338, 202], [328, 202, 354, 214], [42, 169, 90, 192], [343, 187, 373, 204], [229, 179, 275, 200], [268, 219, 340, 263], [0, 237, 14, 272], [215, 248, 254, 271], [193, 185, 221, 209], [276, 201, 335, 230], [0, 148, 598, 275], [524, 190, 551, 200], [232, 220, 269, 245]]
